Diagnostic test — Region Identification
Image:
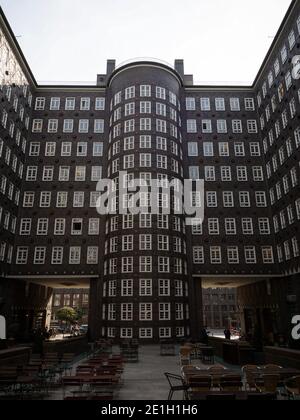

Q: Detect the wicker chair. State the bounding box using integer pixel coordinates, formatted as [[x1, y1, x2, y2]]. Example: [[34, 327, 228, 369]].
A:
[[284, 376, 300, 400], [255, 374, 280, 393], [220, 375, 244, 392], [242, 365, 261, 390]]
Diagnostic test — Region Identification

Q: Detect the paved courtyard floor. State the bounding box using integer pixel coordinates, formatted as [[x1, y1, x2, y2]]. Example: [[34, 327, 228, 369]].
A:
[[117, 345, 182, 400]]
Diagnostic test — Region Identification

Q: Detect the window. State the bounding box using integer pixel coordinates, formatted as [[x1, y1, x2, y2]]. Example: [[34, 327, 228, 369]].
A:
[[247, 120, 258, 133], [186, 97, 196, 110], [63, 119, 74, 133], [69, 247, 81, 264], [95, 97, 105, 110], [245, 246, 256, 264], [54, 219, 65, 235], [121, 279, 133, 297], [202, 119, 212, 133], [245, 98, 255, 111], [139, 279, 152, 297], [203, 142, 214, 157], [210, 247, 222, 264], [80, 97, 90, 110], [93, 142, 103, 157], [94, 119, 104, 133], [140, 85, 151, 97], [188, 142, 198, 156], [52, 247, 63, 265], [48, 119, 58, 133], [262, 247, 274, 264], [34, 247, 46, 265], [217, 120, 227, 133], [193, 246, 204, 264], [91, 166, 102, 182], [200, 98, 210, 111], [77, 142, 87, 156], [35, 97, 45, 110], [40, 192, 51, 208], [125, 86, 135, 100], [65, 97, 75, 110], [19, 219, 31, 236], [215, 98, 225, 111], [79, 119, 89, 133], [16, 247, 28, 265], [140, 101, 151, 114], [159, 303, 171, 321], [121, 303, 133, 321], [227, 247, 239, 264], [187, 119, 197, 133], [230, 98, 240, 111], [50, 97, 60, 110], [32, 119, 43, 133]]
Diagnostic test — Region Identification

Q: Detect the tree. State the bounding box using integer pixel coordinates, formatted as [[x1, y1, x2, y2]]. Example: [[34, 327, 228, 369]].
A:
[[56, 307, 77, 334]]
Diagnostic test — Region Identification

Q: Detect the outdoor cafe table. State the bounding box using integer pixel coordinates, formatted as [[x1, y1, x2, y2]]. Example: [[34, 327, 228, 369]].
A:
[[189, 391, 276, 401], [63, 375, 120, 384], [182, 367, 239, 384], [255, 367, 300, 381]]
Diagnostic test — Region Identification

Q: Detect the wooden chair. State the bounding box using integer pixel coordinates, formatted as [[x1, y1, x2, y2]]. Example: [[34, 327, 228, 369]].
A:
[[220, 375, 243, 392], [255, 374, 280, 393], [206, 394, 236, 401], [208, 366, 227, 387], [180, 347, 191, 366], [201, 348, 214, 364], [242, 365, 261, 390], [164, 373, 189, 400], [284, 376, 300, 400], [188, 375, 212, 393], [262, 364, 283, 372]]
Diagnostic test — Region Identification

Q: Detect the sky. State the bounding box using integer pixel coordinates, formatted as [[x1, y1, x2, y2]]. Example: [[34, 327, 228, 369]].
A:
[[0, 0, 293, 85]]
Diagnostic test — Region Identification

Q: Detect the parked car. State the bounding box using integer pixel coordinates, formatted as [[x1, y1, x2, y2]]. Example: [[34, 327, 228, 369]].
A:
[[79, 324, 88, 335]]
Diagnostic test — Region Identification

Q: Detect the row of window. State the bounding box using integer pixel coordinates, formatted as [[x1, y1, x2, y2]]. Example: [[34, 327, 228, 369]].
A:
[[259, 88, 300, 136], [0, 177, 20, 204], [26, 165, 102, 182], [53, 293, 89, 307], [112, 102, 178, 122], [104, 235, 186, 254], [185, 97, 255, 112], [193, 246, 275, 265], [103, 327, 186, 340], [191, 217, 272, 236], [188, 141, 261, 157], [273, 199, 300, 232], [269, 167, 299, 206], [257, 14, 300, 103], [1, 108, 30, 136], [111, 118, 180, 139], [189, 165, 265, 182], [29, 141, 103, 157], [265, 128, 300, 174], [109, 136, 182, 157], [186, 119, 258, 134], [32, 118, 105, 133], [35, 96, 105, 111], [111, 86, 178, 108], [108, 154, 182, 176], [102, 302, 187, 322], [103, 279, 187, 298], [14, 246, 99, 265], [0, 142, 24, 178], [104, 256, 186, 275]]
